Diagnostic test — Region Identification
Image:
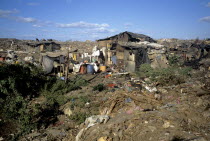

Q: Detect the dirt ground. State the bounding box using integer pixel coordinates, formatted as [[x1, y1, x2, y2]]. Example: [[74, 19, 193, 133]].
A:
[[22, 69, 210, 141]]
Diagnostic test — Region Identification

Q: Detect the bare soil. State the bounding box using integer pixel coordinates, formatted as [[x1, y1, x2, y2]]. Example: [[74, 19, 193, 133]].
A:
[[21, 69, 210, 141]]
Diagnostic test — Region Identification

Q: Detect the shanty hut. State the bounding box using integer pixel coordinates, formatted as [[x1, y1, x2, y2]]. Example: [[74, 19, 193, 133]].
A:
[[0, 51, 7, 61], [27, 41, 61, 53], [105, 42, 168, 72], [40, 49, 78, 74], [123, 46, 150, 72], [97, 31, 156, 48], [40, 52, 67, 74], [96, 32, 168, 72]]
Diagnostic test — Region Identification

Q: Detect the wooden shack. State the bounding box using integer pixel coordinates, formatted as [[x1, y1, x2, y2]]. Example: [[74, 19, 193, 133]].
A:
[[123, 46, 150, 72], [27, 41, 61, 53], [97, 31, 156, 48], [0, 51, 7, 61], [96, 31, 169, 72]]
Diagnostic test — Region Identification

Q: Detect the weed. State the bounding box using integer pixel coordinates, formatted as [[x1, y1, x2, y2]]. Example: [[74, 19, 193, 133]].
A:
[[69, 112, 89, 124], [69, 95, 90, 109], [137, 64, 192, 86], [92, 84, 105, 92], [168, 55, 180, 66]]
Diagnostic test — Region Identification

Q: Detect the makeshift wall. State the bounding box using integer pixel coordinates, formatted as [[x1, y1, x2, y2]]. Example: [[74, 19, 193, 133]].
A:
[[40, 45, 45, 52], [134, 48, 150, 69], [125, 61, 136, 72], [148, 48, 168, 68], [124, 47, 150, 72], [97, 40, 113, 48], [116, 52, 124, 60]]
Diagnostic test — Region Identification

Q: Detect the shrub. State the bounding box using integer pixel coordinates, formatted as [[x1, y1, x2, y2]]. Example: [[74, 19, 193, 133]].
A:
[[92, 84, 105, 92], [168, 55, 180, 66], [0, 64, 46, 99], [69, 95, 90, 109], [0, 64, 89, 139], [137, 64, 192, 86], [69, 112, 89, 124]]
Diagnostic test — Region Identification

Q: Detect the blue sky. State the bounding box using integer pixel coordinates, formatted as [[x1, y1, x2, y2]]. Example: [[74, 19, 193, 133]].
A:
[[0, 0, 210, 41]]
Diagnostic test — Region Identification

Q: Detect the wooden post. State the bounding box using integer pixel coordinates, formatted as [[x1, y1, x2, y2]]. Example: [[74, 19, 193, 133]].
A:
[[65, 51, 69, 83], [59, 56, 61, 73]]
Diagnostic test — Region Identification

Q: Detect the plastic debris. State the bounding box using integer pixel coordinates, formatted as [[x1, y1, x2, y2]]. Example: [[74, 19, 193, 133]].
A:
[[85, 115, 109, 128], [125, 97, 132, 103], [144, 85, 157, 92]]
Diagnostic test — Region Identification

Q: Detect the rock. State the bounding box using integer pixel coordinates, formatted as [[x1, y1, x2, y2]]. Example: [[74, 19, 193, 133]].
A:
[[163, 121, 170, 128], [148, 126, 157, 132], [190, 137, 207, 141], [196, 98, 203, 107], [47, 129, 65, 137], [63, 107, 73, 117], [127, 123, 135, 129], [98, 137, 107, 141], [158, 88, 168, 94], [181, 88, 188, 94], [154, 94, 162, 100], [26, 132, 41, 139], [203, 111, 210, 118]]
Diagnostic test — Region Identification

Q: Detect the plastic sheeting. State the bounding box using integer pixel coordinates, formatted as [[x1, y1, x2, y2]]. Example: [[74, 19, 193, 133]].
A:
[[111, 55, 117, 65], [41, 55, 65, 74], [42, 56, 54, 74], [92, 50, 100, 57], [73, 64, 81, 73]]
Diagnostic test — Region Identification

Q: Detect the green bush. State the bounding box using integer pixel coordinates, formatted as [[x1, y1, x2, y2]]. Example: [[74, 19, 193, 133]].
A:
[[69, 95, 90, 109], [92, 84, 105, 92], [137, 64, 191, 86], [0, 64, 46, 99], [168, 55, 180, 66], [0, 64, 89, 139], [69, 112, 89, 124], [41, 76, 88, 107]]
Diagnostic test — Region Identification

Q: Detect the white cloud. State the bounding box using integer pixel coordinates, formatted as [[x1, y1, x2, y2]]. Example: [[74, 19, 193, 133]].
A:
[[207, 2, 210, 7], [27, 3, 40, 6], [16, 17, 37, 23], [0, 9, 18, 17], [32, 21, 54, 28], [0, 9, 37, 23], [57, 21, 109, 28], [91, 27, 117, 33], [41, 29, 56, 32], [124, 23, 133, 29], [33, 24, 42, 27], [200, 16, 210, 23]]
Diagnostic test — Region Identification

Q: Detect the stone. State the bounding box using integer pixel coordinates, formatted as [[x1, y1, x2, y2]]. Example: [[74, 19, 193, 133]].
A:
[[163, 121, 170, 128], [63, 107, 73, 117], [98, 137, 112, 141], [148, 126, 157, 132], [158, 88, 168, 94]]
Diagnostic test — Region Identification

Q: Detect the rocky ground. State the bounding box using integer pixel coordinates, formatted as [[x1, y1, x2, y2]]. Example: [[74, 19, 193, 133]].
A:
[[20, 68, 210, 141]]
